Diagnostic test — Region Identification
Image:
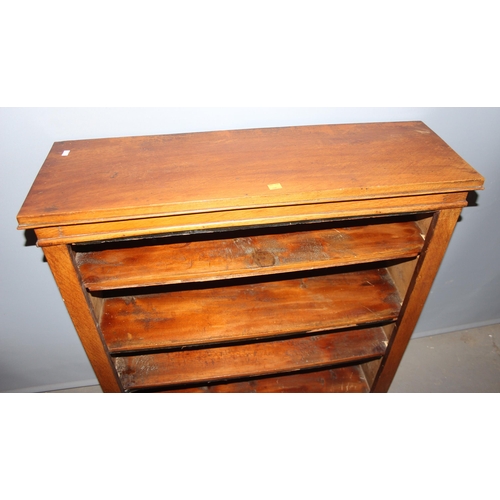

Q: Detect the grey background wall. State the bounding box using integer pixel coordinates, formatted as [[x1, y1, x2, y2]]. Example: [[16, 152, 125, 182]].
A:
[[1, 107, 499, 392]]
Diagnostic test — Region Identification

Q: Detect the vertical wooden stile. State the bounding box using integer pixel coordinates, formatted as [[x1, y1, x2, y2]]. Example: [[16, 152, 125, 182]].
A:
[[40, 242, 122, 392], [17, 124, 483, 392], [371, 207, 464, 392]]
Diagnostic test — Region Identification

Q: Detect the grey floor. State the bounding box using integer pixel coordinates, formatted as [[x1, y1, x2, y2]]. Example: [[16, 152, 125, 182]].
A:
[[389, 323, 500, 392], [48, 323, 500, 393]]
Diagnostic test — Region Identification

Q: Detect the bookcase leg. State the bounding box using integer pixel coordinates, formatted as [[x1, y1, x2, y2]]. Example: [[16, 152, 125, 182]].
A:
[[371, 208, 463, 393], [41, 242, 122, 392]]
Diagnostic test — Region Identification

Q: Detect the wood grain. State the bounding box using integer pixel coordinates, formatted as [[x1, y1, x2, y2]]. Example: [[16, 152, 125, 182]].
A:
[[114, 326, 387, 390], [76, 219, 424, 290], [162, 366, 370, 393], [100, 267, 400, 353], [41, 244, 122, 392], [34, 191, 469, 247], [371, 208, 463, 392], [18, 123, 483, 393], [18, 122, 483, 229]]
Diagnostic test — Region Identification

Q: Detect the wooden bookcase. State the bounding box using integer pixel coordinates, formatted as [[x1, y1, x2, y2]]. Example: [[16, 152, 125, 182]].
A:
[[17, 122, 484, 392]]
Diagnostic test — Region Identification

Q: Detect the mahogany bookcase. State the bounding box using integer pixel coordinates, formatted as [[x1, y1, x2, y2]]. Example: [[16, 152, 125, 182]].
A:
[[17, 122, 484, 392]]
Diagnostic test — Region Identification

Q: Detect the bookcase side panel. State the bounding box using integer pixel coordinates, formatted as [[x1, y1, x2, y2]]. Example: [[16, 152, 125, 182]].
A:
[[40, 242, 122, 392]]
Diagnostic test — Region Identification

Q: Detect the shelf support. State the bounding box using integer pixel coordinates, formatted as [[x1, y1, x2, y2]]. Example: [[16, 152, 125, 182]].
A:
[[40, 242, 122, 392], [371, 207, 463, 392]]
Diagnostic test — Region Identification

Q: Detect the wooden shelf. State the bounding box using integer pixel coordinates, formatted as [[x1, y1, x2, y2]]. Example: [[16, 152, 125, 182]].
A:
[[114, 326, 387, 391], [18, 123, 483, 392], [76, 219, 424, 291], [160, 366, 371, 393], [100, 267, 400, 353]]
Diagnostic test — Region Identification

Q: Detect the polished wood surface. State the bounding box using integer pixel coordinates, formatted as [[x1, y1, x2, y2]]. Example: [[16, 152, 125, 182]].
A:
[[17, 122, 484, 392], [164, 366, 370, 393], [115, 327, 387, 391], [34, 191, 469, 247], [371, 208, 463, 392], [100, 267, 400, 353], [76, 218, 424, 291], [42, 245, 122, 392], [18, 122, 483, 229]]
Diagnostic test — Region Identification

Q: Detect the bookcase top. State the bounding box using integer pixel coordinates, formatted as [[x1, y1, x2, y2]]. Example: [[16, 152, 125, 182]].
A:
[[17, 121, 484, 229]]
